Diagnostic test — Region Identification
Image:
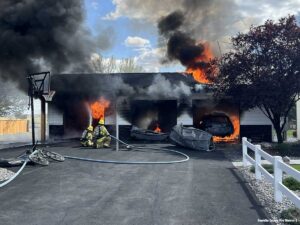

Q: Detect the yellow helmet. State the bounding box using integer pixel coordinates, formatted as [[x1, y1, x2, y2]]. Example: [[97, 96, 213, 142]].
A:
[[98, 119, 105, 125], [87, 125, 93, 131]]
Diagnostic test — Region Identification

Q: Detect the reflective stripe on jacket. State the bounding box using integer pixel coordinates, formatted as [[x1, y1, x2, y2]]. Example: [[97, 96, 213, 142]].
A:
[[94, 125, 110, 138]]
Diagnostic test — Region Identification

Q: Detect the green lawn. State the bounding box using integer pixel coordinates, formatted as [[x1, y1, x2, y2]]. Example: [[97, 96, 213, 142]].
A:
[[287, 129, 296, 138], [291, 164, 300, 171]]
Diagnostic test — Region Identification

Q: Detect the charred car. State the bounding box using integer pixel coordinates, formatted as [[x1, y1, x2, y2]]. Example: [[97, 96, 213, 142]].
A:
[[199, 113, 234, 137]]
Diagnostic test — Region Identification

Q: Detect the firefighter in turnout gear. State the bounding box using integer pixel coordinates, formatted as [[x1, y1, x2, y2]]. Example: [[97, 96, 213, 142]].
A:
[[80, 126, 94, 147], [93, 119, 111, 148]]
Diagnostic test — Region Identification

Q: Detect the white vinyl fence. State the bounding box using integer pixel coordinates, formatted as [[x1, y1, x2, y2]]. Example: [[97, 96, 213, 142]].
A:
[[242, 137, 300, 208]]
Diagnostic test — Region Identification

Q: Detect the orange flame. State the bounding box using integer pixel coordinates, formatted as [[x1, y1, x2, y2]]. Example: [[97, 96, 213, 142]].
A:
[[90, 97, 110, 120], [186, 42, 214, 83], [154, 124, 162, 133], [185, 41, 240, 142], [213, 114, 240, 142]]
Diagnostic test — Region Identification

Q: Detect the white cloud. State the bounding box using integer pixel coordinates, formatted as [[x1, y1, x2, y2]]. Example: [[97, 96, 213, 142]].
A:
[[135, 47, 163, 72], [236, 0, 300, 28], [134, 47, 183, 72], [123, 36, 172, 71], [124, 36, 150, 48], [91, 0, 99, 10], [103, 0, 182, 21], [106, 0, 300, 24]]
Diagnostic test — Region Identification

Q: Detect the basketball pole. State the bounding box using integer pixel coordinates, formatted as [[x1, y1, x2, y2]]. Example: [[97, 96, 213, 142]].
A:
[[41, 97, 46, 143], [27, 71, 51, 147], [30, 82, 35, 146]]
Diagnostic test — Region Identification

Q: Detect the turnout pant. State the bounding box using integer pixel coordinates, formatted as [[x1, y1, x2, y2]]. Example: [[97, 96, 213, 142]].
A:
[[95, 136, 111, 148], [81, 139, 94, 147]]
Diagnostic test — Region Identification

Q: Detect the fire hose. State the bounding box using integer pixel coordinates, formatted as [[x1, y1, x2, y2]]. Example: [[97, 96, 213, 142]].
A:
[[0, 159, 29, 188], [0, 136, 189, 188], [64, 134, 190, 164], [0, 148, 64, 188]]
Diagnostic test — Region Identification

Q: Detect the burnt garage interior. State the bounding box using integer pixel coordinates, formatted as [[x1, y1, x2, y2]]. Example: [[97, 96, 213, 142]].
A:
[[48, 73, 273, 142]]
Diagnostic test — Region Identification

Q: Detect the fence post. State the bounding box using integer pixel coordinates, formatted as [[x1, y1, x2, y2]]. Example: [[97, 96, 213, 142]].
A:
[[255, 145, 262, 180], [274, 156, 283, 202], [242, 137, 248, 167]]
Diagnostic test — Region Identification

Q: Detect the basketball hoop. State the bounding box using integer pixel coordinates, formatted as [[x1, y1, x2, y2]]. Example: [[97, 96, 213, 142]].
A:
[[42, 90, 56, 102], [27, 71, 54, 145], [27, 72, 51, 98]]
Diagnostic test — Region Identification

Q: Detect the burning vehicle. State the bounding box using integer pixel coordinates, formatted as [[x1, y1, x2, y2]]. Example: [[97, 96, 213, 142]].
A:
[[199, 113, 234, 137]]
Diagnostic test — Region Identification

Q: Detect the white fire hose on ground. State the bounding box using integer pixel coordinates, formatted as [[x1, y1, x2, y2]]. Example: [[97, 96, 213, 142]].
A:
[[64, 134, 190, 164], [0, 136, 189, 188], [0, 159, 29, 188]]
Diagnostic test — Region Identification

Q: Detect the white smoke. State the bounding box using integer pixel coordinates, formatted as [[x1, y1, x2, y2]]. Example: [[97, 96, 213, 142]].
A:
[[141, 74, 191, 99]]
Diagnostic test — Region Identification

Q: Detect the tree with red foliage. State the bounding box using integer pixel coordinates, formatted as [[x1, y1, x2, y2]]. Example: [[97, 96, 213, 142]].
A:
[[209, 15, 300, 143]]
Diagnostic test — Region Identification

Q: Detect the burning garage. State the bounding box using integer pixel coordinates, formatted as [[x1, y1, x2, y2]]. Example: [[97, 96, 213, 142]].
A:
[[47, 72, 273, 143]]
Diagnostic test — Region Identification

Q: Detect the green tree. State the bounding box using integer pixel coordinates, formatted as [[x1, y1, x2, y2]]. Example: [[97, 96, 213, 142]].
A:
[[209, 15, 300, 143]]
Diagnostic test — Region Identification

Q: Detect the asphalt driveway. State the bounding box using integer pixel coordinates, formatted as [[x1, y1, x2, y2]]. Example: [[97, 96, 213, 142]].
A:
[[0, 143, 269, 225]]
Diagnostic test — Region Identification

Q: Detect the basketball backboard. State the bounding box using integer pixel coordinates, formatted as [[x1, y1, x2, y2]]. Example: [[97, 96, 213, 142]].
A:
[[27, 71, 51, 98]]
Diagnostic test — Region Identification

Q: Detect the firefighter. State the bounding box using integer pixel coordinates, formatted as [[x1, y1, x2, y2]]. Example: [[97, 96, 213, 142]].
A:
[[80, 125, 94, 147], [93, 119, 111, 148]]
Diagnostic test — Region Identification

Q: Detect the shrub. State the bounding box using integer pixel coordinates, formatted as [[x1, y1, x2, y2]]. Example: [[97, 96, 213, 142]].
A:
[[293, 131, 297, 138], [283, 177, 300, 191], [274, 143, 291, 155], [280, 208, 300, 225], [250, 164, 273, 174]]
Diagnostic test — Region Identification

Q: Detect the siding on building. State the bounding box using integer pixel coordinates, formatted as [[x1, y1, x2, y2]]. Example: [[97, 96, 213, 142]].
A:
[[240, 108, 272, 125], [48, 104, 63, 125]]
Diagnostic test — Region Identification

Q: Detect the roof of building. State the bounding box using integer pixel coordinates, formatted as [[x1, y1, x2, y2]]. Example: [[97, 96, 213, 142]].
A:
[[51, 72, 200, 98]]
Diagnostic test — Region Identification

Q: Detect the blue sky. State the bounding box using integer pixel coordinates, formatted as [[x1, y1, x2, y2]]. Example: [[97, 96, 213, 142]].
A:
[[83, 0, 184, 72], [83, 0, 300, 72]]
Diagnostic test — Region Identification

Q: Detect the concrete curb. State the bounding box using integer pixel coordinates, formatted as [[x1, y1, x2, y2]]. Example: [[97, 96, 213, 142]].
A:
[[232, 160, 300, 167], [0, 139, 78, 151], [0, 143, 32, 150]]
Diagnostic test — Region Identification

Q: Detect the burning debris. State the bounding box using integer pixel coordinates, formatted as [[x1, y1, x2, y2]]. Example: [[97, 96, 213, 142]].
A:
[[131, 126, 168, 141], [154, 124, 162, 133]]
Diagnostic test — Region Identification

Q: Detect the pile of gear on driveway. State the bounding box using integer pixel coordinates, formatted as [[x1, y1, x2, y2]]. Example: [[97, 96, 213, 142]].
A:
[[0, 144, 65, 167]]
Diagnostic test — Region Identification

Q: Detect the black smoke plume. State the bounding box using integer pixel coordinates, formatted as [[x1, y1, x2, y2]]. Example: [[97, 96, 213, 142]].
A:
[[158, 11, 207, 69], [158, 0, 240, 70], [0, 0, 94, 91], [158, 10, 184, 35]]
